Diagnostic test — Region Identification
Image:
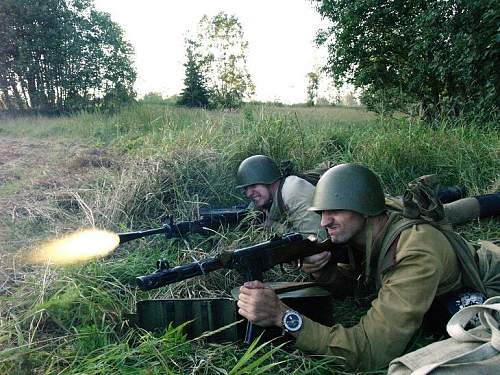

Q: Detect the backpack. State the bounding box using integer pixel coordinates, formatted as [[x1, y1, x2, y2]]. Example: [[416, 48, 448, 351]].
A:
[[379, 175, 500, 298]]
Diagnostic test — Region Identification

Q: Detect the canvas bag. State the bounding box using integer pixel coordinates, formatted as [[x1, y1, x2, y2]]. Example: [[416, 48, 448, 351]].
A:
[[388, 296, 500, 374]]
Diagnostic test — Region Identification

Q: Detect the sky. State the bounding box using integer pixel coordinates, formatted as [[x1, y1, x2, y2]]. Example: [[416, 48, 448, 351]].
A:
[[93, 0, 329, 104]]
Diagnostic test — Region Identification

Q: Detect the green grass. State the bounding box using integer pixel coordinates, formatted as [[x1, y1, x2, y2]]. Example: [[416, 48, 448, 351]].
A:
[[0, 103, 498, 374]]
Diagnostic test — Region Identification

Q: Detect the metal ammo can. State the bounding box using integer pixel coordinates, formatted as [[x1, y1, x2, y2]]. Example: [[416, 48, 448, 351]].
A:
[[129, 282, 333, 343], [131, 298, 240, 342]]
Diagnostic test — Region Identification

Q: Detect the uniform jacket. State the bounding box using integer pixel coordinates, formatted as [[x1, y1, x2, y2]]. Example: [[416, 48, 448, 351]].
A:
[[294, 213, 464, 371], [265, 175, 326, 241]]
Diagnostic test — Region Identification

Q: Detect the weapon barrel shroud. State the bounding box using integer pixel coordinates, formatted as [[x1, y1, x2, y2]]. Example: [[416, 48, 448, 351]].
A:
[[118, 226, 171, 244], [137, 258, 224, 290]]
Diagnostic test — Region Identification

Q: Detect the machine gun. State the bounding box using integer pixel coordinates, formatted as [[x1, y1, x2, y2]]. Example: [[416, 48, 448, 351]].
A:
[[117, 206, 254, 244], [136, 233, 334, 343]]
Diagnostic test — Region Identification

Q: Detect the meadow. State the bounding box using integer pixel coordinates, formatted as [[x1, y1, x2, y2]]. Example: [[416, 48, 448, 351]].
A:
[[0, 103, 498, 374]]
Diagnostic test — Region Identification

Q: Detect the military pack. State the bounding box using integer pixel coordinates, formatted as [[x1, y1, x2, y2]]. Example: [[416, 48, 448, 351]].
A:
[[380, 175, 500, 298]]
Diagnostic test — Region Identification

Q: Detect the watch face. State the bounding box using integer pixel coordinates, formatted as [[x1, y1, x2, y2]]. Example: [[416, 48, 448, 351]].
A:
[[283, 310, 303, 332]]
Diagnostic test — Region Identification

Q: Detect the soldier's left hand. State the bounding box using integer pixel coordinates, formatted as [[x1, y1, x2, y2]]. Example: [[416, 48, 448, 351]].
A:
[[302, 251, 331, 275], [237, 281, 287, 327]]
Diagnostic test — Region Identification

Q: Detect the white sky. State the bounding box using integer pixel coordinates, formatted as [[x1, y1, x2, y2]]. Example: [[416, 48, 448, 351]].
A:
[[93, 0, 328, 104]]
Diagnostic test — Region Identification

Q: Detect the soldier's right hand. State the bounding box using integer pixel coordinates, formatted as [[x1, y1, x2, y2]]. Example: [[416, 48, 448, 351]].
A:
[[302, 251, 331, 277], [237, 281, 287, 328]]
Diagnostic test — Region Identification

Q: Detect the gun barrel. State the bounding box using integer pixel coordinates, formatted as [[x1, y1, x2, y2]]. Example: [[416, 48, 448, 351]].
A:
[[117, 207, 252, 245], [118, 226, 169, 244], [136, 257, 223, 290]]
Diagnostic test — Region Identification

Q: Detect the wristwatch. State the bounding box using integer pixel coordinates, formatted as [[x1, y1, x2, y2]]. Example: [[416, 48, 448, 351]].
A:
[[282, 309, 303, 333]]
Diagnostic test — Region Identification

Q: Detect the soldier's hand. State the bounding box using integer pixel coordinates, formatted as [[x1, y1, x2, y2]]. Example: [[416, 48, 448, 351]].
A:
[[237, 281, 287, 328], [302, 251, 331, 277]]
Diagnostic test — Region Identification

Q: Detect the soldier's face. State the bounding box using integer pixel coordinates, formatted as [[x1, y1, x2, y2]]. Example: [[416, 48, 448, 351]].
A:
[[244, 184, 272, 209], [320, 210, 365, 244]]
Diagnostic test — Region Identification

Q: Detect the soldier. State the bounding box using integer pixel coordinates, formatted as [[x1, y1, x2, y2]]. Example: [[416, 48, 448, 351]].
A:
[[236, 154, 326, 240], [236, 163, 499, 371], [236, 155, 499, 237]]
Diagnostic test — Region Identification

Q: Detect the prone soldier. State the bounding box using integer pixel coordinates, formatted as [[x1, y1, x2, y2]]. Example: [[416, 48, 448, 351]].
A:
[[236, 155, 500, 236], [236, 163, 500, 371]]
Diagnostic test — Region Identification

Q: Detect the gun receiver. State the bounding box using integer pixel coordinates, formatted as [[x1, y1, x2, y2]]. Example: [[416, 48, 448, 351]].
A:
[[118, 206, 251, 244], [136, 233, 331, 290]]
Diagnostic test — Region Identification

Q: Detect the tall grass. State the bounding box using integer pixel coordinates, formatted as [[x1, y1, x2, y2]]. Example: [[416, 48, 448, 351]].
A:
[[0, 103, 498, 374]]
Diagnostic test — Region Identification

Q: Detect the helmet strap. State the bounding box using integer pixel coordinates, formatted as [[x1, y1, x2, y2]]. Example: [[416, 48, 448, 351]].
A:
[[262, 198, 273, 211]]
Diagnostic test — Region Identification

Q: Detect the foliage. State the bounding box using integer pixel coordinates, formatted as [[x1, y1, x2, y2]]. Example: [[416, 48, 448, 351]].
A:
[[306, 72, 319, 106], [0, 0, 136, 115], [100, 83, 137, 114], [192, 12, 255, 108], [141, 92, 165, 104], [0, 105, 498, 374], [316, 97, 332, 106], [226, 336, 286, 374], [341, 92, 358, 107], [177, 39, 210, 108], [314, 0, 500, 120]]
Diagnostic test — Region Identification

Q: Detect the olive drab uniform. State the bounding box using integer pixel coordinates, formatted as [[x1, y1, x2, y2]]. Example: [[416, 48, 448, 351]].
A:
[[294, 171, 500, 371], [294, 212, 466, 370], [264, 175, 327, 241]]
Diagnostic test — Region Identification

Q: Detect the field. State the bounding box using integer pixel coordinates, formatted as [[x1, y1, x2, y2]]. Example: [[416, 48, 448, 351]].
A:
[[0, 103, 499, 374]]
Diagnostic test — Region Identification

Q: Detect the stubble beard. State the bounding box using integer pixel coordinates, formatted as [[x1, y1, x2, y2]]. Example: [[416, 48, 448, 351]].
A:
[[328, 219, 365, 245]]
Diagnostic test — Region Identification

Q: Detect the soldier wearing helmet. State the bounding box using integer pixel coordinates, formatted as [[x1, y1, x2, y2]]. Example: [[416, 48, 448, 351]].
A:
[[236, 155, 326, 240], [236, 155, 499, 237], [237, 163, 499, 371]]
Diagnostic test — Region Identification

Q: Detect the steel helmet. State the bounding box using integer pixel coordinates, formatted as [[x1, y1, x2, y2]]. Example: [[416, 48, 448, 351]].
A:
[[236, 155, 281, 189], [309, 163, 385, 216]]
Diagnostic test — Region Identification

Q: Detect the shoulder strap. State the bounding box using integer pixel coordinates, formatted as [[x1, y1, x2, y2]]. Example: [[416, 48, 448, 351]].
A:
[[276, 178, 287, 216], [375, 214, 426, 289], [439, 229, 487, 296], [376, 214, 487, 296]]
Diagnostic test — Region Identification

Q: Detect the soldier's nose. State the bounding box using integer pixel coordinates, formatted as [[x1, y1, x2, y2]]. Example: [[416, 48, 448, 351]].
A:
[[320, 214, 333, 227]]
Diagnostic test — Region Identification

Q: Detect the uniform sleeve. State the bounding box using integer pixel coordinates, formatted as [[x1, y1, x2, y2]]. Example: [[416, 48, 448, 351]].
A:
[[281, 176, 326, 241], [294, 225, 451, 371]]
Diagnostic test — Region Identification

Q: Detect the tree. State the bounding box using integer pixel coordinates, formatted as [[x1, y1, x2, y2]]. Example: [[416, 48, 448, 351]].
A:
[[306, 72, 319, 106], [0, 0, 136, 115], [342, 91, 357, 107], [314, 0, 499, 119], [193, 12, 255, 108], [142, 92, 165, 104], [177, 39, 210, 108]]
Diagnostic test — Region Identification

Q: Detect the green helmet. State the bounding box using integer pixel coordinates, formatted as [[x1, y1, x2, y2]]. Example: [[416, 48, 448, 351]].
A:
[[309, 163, 385, 216], [236, 155, 281, 189]]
